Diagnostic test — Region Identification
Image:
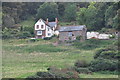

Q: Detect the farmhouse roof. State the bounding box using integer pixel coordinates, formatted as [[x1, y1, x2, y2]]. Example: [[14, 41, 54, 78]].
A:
[[59, 25, 86, 32], [48, 22, 57, 28], [39, 18, 57, 28]]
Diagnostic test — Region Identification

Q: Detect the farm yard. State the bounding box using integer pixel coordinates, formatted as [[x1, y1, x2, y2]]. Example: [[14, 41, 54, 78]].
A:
[[2, 39, 118, 78]]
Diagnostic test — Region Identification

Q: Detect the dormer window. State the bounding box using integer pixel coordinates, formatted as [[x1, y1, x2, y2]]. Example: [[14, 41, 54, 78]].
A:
[[41, 25, 44, 28], [37, 25, 39, 29]]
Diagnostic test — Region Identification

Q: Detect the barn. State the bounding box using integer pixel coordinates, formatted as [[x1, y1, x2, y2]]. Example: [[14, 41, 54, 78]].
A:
[[59, 25, 87, 42]]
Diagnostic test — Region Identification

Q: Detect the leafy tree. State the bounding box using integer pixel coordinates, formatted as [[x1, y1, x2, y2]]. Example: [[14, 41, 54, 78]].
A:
[[105, 2, 118, 28], [94, 2, 109, 30], [64, 3, 77, 22], [2, 14, 15, 28], [36, 2, 59, 21], [113, 9, 120, 30], [77, 2, 98, 30]]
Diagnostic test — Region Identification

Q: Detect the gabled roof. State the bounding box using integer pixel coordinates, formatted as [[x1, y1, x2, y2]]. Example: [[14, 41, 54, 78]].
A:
[[38, 18, 57, 28], [48, 22, 57, 28], [59, 25, 86, 32]]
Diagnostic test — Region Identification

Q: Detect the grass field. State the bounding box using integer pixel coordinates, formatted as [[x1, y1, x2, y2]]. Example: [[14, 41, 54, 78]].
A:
[[2, 39, 118, 78]]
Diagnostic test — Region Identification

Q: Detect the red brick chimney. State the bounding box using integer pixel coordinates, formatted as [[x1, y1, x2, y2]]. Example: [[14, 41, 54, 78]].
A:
[[46, 18, 49, 24], [55, 18, 58, 23]]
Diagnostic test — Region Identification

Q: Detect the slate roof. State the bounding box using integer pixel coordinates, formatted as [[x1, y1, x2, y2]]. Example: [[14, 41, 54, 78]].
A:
[[59, 25, 86, 32], [39, 18, 57, 28], [48, 22, 57, 28]]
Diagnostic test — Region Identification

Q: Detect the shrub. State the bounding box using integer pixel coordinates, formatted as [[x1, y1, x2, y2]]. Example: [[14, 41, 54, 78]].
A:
[[74, 60, 89, 68], [76, 36, 81, 40], [16, 31, 31, 39], [94, 47, 118, 59], [75, 67, 92, 74], [44, 37, 52, 40], [36, 72, 56, 78], [89, 58, 118, 72]]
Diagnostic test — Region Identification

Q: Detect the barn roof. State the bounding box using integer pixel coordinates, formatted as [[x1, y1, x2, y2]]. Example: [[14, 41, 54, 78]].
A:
[[48, 22, 57, 28], [59, 25, 86, 32]]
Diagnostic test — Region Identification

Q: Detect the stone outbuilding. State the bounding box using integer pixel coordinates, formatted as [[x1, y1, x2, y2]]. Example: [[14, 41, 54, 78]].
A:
[[59, 25, 87, 42]]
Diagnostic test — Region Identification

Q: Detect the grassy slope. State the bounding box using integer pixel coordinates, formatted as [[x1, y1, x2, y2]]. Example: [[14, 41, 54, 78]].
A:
[[2, 39, 118, 78], [2, 20, 118, 78]]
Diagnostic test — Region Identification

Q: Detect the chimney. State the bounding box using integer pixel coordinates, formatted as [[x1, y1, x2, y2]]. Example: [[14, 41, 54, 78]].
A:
[[46, 18, 49, 24], [55, 18, 58, 23]]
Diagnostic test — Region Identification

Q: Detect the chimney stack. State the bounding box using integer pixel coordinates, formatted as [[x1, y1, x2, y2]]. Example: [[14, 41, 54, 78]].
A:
[[55, 18, 58, 23], [46, 18, 49, 24]]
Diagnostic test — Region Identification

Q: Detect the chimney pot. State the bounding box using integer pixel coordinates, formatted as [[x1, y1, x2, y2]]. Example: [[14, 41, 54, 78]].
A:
[[55, 18, 58, 23], [46, 18, 49, 24]]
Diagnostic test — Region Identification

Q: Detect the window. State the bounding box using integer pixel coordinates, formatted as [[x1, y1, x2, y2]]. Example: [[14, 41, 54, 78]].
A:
[[41, 25, 44, 28], [48, 33, 51, 36], [48, 28, 50, 31], [36, 25, 39, 29], [68, 32, 72, 37], [37, 31, 42, 35]]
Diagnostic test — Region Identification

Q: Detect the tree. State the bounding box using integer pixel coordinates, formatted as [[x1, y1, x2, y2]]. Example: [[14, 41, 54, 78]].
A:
[[64, 3, 77, 22], [77, 2, 98, 30], [94, 2, 109, 30], [113, 9, 120, 30], [105, 2, 118, 28], [36, 2, 59, 21]]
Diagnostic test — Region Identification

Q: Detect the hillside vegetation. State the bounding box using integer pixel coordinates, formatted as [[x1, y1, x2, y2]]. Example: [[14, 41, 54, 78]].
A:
[[2, 39, 118, 78]]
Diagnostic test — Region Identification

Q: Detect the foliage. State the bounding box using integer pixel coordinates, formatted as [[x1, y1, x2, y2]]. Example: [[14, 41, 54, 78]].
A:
[[113, 9, 120, 30], [76, 36, 82, 41], [94, 46, 119, 59], [105, 2, 119, 28], [2, 26, 33, 39], [89, 58, 118, 72], [2, 14, 15, 28], [16, 31, 31, 39], [74, 60, 89, 68], [77, 2, 98, 30], [64, 3, 77, 21], [36, 2, 59, 21], [75, 68, 92, 74], [27, 66, 79, 79]]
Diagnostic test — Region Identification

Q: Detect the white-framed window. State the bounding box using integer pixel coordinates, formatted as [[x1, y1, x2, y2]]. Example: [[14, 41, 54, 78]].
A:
[[41, 25, 44, 28], [68, 32, 72, 37], [36, 25, 39, 29], [48, 33, 51, 36], [37, 31, 42, 35]]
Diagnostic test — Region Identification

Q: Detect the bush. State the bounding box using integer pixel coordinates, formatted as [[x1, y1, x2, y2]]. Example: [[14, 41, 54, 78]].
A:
[[16, 31, 31, 39], [74, 60, 89, 68], [43, 37, 52, 40], [75, 67, 92, 74], [36, 72, 56, 78], [94, 47, 118, 59], [89, 58, 118, 72], [76, 36, 81, 40]]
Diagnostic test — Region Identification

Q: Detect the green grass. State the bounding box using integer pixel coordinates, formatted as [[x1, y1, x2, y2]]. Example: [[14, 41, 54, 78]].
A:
[[79, 73, 118, 78], [2, 39, 118, 78]]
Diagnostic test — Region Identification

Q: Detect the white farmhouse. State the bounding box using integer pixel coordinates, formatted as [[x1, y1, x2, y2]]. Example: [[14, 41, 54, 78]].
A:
[[34, 18, 58, 39]]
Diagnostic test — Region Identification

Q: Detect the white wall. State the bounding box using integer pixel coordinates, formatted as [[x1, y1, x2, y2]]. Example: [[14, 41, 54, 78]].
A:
[[34, 19, 46, 30], [46, 25, 54, 37], [87, 32, 112, 39]]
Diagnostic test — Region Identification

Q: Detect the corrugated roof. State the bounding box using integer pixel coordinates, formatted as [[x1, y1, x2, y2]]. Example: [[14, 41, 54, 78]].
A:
[[48, 22, 57, 28], [59, 25, 86, 32]]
